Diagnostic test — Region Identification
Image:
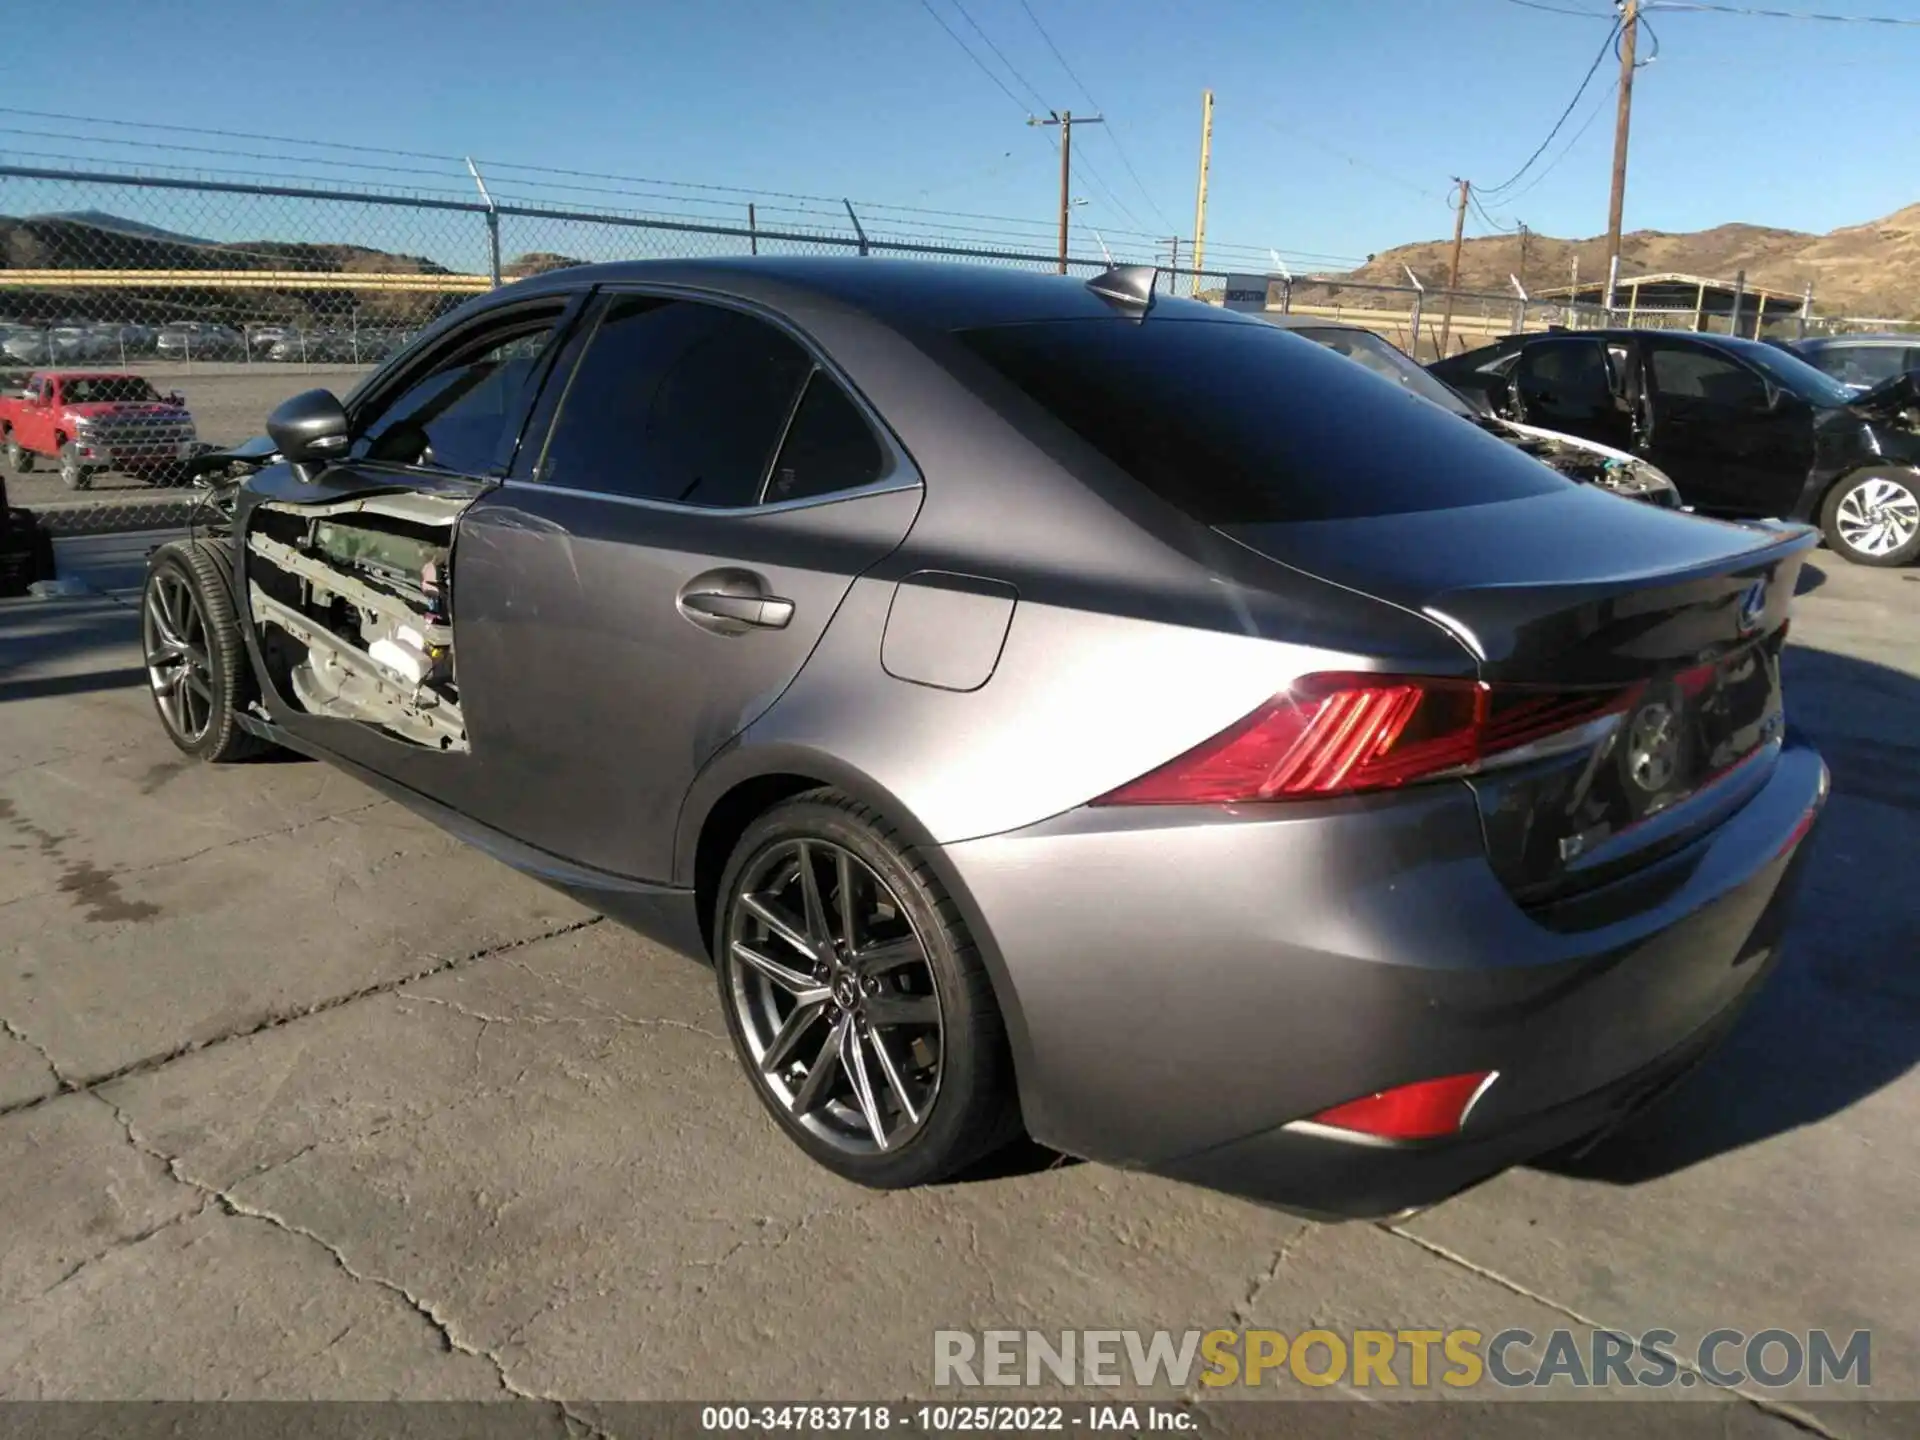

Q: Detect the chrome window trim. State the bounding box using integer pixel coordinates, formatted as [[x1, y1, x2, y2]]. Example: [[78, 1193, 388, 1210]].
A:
[[498, 473, 922, 517]]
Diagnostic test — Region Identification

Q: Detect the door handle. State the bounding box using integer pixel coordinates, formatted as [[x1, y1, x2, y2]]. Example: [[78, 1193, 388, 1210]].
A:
[[680, 590, 794, 630]]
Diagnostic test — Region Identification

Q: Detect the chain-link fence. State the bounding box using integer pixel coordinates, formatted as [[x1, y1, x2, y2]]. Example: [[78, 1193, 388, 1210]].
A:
[[0, 160, 1286, 542], [0, 157, 1899, 554]]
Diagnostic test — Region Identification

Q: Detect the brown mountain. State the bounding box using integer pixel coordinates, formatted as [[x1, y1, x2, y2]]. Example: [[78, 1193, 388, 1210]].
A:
[[1339, 203, 1920, 319]]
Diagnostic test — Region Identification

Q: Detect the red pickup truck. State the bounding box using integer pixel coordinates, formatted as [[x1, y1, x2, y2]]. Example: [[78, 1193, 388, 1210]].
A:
[[0, 370, 201, 490]]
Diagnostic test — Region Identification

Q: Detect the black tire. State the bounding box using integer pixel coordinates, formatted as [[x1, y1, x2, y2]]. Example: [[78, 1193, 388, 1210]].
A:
[[4, 432, 31, 474], [57, 441, 91, 492], [1820, 468, 1920, 568], [141, 540, 273, 762], [714, 790, 1021, 1188]]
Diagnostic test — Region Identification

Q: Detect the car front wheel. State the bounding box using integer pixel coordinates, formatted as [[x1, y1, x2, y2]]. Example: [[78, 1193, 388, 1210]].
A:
[[142, 540, 271, 762], [1822, 468, 1920, 567], [58, 441, 92, 491], [4, 433, 30, 474], [714, 791, 1021, 1189]]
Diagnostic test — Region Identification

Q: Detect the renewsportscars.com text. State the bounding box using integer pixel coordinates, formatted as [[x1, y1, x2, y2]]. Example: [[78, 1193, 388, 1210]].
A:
[[933, 1327, 1871, 1390]]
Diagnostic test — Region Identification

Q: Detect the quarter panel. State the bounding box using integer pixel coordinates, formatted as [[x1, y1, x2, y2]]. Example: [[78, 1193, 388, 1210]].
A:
[[746, 571, 1429, 848]]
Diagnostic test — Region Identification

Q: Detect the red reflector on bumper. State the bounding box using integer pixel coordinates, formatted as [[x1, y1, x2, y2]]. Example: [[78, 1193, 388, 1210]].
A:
[[1309, 1071, 1496, 1141]]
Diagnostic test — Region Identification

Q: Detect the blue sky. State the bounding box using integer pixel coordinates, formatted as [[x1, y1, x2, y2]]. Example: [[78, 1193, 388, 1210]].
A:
[[3, 0, 1918, 269]]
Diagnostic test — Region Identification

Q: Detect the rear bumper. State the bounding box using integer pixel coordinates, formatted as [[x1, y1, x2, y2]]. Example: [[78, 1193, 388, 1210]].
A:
[[938, 742, 1828, 1216]]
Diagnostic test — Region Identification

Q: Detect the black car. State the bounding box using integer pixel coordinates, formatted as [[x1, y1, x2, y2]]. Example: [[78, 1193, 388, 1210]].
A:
[[1259, 316, 1680, 507], [1432, 329, 1920, 566]]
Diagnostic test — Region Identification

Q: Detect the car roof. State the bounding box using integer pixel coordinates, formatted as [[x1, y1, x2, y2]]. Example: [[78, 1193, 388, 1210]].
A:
[[500, 256, 1236, 332], [1791, 333, 1918, 349]]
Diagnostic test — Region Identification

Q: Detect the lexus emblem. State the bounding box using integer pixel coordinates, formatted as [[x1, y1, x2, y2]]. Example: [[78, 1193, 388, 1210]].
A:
[[1736, 580, 1767, 636], [1625, 701, 1680, 794]]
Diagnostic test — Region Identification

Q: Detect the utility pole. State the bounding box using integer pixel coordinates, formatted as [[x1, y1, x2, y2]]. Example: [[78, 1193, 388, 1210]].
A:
[[1439, 177, 1470, 356], [1030, 111, 1103, 274], [1192, 89, 1215, 282], [1604, 0, 1639, 309], [1517, 221, 1530, 295]]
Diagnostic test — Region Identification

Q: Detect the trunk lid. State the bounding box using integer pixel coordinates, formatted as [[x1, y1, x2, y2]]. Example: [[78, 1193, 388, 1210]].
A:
[[1220, 486, 1817, 902]]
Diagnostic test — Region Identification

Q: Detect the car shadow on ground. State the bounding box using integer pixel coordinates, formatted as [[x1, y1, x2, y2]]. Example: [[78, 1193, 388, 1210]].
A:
[[1538, 640, 1920, 1185]]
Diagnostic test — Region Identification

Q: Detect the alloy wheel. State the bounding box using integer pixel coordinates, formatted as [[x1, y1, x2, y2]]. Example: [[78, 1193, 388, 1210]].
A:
[[726, 838, 945, 1156], [144, 571, 215, 744], [1835, 476, 1920, 558]]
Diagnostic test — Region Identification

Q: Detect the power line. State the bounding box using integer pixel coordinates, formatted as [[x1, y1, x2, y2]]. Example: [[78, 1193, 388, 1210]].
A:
[[1012, 0, 1175, 231], [945, 0, 1051, 111], [1647, 1, 1920, 21], [1468, 188, 1517, 232], [1499, 0, 1616, 15], [1488, 78, 1619, 206], [1258, 116, 1443, 198], [0, 125, 467, 182], [0, 105, 462, 163], [912, 0, 1034, 113], [1478, 16, 1622, 196]]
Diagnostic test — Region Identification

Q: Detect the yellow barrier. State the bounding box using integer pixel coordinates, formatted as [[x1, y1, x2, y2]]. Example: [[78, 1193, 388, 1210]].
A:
[[0, 269, 493, 293]]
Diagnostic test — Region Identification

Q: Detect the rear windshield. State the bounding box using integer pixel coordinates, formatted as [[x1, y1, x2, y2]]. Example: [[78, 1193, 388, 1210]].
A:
[[955, 318, 1566, 523]]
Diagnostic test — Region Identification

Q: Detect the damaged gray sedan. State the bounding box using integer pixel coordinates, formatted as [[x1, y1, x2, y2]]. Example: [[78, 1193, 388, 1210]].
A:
[[143, 259, 1825, 1217]]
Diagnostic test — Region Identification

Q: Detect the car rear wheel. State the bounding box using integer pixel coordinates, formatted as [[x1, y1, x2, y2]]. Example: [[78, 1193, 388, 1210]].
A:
[[714, 791, 1021, 1188], [58, 442, 91, 492], [1822, 469, 1920, 567], [4, 433, 30, 474], [142, 540, 272, 762]]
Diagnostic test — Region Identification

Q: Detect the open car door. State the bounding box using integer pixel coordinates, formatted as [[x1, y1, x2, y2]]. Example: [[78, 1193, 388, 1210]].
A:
[[236, 292, 586, 817]]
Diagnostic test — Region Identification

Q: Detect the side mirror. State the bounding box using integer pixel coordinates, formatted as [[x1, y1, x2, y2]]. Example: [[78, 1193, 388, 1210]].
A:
[[266, 389, 350, 477]]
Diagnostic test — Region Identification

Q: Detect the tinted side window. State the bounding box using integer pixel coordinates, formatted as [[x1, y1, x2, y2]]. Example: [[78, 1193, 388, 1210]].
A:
[[355, 314, 559, 473], [763, 370, 887, 504], [539, 296, 812, 507], [1649, 345, 1768, 410]]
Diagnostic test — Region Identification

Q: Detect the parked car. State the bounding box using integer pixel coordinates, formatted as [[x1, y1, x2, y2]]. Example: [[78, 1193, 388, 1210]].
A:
[[1432, 328, 1920, 565], [0, 370, 201, 489], [1781, 332, 1920, 395], [1261, 316, 1680, 507], [156, 322, 244, 361], [146, 260, 1826, 1217], [0, 327, 51, 365]]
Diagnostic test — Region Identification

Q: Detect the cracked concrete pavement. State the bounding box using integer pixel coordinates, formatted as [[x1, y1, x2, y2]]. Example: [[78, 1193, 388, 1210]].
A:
[[0, 547, 1914, 1431]]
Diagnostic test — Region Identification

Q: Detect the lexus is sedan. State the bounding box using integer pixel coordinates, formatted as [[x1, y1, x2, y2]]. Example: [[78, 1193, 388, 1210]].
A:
[[145, 259, 1827, 1218]]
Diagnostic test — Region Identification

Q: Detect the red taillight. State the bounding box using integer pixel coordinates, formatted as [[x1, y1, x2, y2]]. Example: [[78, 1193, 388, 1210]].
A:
[[1093, 673, 1639, 806], [1309, 1071, 1496, 1141]]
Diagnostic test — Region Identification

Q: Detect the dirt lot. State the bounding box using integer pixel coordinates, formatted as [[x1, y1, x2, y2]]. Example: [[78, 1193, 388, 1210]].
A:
[[0, 540, 1914, 1430]]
